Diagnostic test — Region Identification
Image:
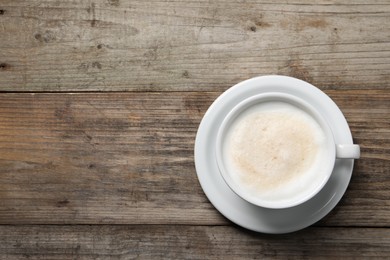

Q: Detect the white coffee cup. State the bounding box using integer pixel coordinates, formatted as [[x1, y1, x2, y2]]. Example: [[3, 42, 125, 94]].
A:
[[215, 92, 360, 209]]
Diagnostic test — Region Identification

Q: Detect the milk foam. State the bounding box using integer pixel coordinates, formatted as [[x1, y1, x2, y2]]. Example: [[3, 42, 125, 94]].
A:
[[223, 102, 330, 205]]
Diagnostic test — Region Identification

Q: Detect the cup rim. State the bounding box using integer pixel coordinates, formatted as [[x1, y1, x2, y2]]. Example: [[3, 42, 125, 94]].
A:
[[215, 92, 336, 209]]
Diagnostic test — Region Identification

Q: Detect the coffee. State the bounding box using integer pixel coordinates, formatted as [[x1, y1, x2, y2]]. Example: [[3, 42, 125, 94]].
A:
[[222, 102, 331, 205]]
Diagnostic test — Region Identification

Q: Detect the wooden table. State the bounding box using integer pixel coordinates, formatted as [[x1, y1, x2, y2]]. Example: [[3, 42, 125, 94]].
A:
[[1, 0, 389, 258]]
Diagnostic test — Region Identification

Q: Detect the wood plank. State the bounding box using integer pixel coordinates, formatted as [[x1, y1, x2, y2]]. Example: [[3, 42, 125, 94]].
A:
[[0, 0, 389, 91], [0, 92, 225, 224], [0, 225, 389, 259], [0, 91, 389, 226]]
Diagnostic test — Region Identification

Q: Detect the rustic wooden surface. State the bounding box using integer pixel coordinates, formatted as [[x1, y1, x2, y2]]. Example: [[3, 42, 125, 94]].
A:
[[0, 0, 389, 258]]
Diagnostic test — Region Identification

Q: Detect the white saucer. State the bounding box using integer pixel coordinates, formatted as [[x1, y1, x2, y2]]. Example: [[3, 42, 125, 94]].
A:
[[194, 75, 355, 234]]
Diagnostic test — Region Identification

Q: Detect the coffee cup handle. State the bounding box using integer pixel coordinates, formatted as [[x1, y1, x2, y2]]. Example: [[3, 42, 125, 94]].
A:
[[336, 144, 360, 159]]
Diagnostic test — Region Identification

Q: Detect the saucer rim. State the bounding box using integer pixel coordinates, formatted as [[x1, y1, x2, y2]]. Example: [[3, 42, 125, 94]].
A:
[[194, 75, 355, 234]]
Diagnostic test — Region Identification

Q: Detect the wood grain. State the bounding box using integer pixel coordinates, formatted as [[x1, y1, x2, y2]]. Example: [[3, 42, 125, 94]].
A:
[[0, 0, 389, 91], [0, 92, 225, 224], [1, 1, 389, 258], [0, 225, 389, 259], [0, 91, 388, 226]]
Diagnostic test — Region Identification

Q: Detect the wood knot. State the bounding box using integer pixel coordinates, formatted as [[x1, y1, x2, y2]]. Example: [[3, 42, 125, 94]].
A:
[[34, 31, 56, 43], [0, 63, 10, 70], [0, 10, 5, 15], [107, 0, 120, 6], [182, 70, 190, 78], [57, 199, 70, 207], [92, 61, 102, 69]]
